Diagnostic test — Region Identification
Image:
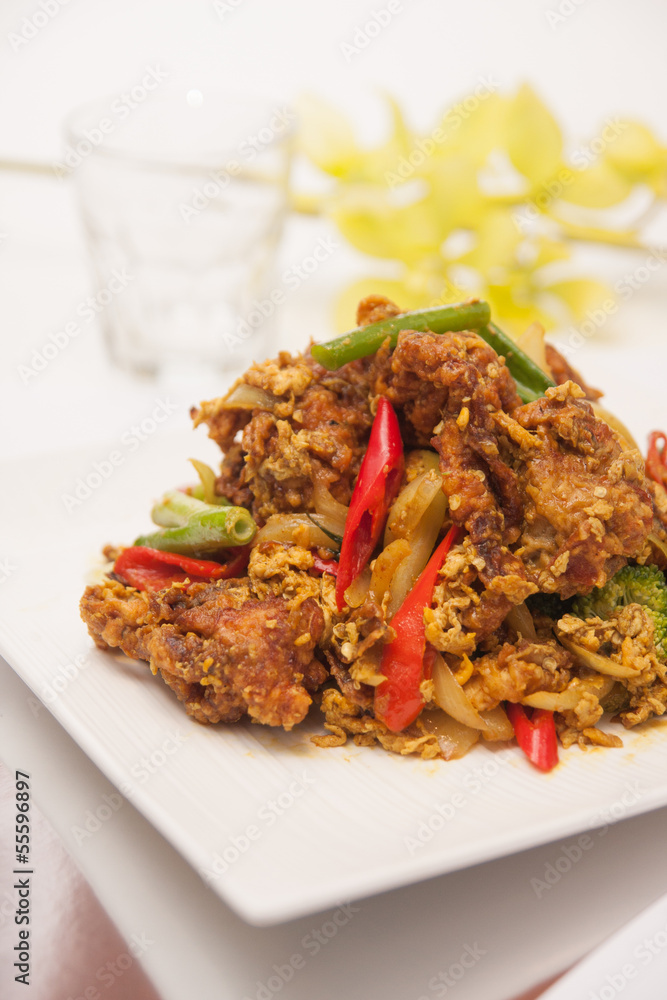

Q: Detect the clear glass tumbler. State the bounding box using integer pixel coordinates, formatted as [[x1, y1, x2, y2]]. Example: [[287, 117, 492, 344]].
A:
[[64, 91, 294, 377]]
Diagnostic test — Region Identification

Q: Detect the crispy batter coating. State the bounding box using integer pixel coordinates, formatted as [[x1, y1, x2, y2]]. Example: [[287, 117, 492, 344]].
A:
[[512, 383, 653, 597], [371, 328, 535, 635], [463, 638, 572, 712], [81, 579, 326, 729], [193, 351, 373, 523], [312, 689, 441, 758]]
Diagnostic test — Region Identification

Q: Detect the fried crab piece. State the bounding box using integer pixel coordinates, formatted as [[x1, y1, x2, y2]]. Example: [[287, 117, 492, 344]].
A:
[[81, 578, 327, 730], [510, 382, 653, 597], [192, 350, 374, 523], [368, 327, 535, 637]]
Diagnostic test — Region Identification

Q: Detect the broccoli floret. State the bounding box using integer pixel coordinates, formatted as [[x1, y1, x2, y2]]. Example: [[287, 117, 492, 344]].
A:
[[572, 564, 667, 657], [572, 564, 667, 620], [652, 610, 667, 658]]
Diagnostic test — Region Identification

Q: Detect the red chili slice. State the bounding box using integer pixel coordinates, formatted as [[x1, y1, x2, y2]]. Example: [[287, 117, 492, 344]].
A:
[[113, 545, 250, 592], [374, 525, 459, 732], [506, 703, 559, 772], [646, 431, 667, 489], [310, 553, 339, 577], [335, 396, 404, 610]]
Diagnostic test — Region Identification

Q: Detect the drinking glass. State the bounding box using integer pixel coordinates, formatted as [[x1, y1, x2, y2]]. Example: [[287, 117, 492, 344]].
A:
[[64, 91, 294, 376]]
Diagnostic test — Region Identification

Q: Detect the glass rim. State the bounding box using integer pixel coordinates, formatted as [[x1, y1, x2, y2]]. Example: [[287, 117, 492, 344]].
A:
[[62, 90, 296, 173]]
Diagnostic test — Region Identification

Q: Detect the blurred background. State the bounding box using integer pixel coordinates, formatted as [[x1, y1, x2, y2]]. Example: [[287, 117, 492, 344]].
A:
[[2, 0, 667, 463]]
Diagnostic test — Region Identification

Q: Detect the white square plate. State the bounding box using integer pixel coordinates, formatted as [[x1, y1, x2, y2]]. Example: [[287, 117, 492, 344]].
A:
[[3, 403, 667, 927]]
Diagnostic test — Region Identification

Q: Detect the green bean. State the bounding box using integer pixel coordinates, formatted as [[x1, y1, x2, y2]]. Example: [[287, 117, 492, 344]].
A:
[[311, 304, 553, 402], [150, 490, 205, 528], [477, 323, 555, 401], [138, 490, 256, 554], [311, 300, 491, 370]]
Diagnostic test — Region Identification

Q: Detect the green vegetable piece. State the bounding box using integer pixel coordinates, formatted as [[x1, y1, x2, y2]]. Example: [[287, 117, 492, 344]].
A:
[[572, 564, 667, 620], [476, 323, 555, 401], [311, 300, 491, 370], [137, 490, 256, 554], [310, 302, 554, 404], [150, 490, 204, 528], [512, 380, 544, 404], [572, 563, 667, 658]]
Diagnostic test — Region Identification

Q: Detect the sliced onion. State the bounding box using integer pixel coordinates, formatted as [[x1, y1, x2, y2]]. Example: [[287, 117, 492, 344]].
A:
[[432, 653, 490, 733], [369, 539, 411, 603], [525, 673, 616, 711], [307, 513, 344, 545], [505, 603, 537, 640], [386, 491, 448, 618], [558, 636, 642, 678], [344, 566, 371, 608], [254, 514, 338, 550], [419, 709, 480, 760], [521, 689, 580, 711], [479, 705, 514, 741], [385, 469, 443, 546], [648, 532, 667, 563], [313, 474, 348, 537], [517, 321, 548, 372], [221, 383, 277, 410], [189, 458, 224, 506], [522, 674, 615, 711]]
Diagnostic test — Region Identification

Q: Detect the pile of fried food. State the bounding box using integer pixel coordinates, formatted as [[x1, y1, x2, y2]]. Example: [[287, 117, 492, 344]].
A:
[[80, 296, 667, 770]]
